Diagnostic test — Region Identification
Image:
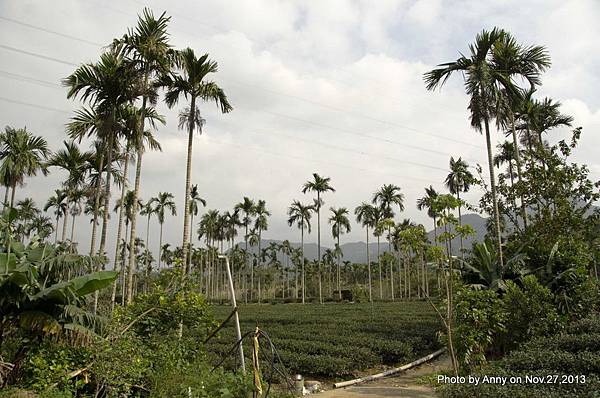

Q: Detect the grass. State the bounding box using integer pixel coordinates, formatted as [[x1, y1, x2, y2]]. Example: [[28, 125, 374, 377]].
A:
[[208, 301, 442, 378]]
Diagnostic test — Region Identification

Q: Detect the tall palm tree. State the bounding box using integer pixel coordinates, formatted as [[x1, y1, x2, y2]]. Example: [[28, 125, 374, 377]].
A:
[[425, 29, 506, 267], [417, 186, 439, 243], [0, 127, 49, 207], [161, 48, 233, 274], [64, 50, 139, 262], [424, 28, 549, 267], [493, 36, 550, 228], [140, 199, 157, 276], [235, 197, 256, 298], [44, 190, 67, 244], [329, 207, 351, 300], [188, 184, 206, 268], [445, 157, 474, 256], [354, 202, 376, 302], [302, 173, 335, 304], [154, 192, 177, 269], [47, 141, 93, 242], [253, 200, 270, 299], [288, 200, 313, 304], [372, 206, 384, 299], [67, 188, 86, 243], [372, 184, 404, 296], [113, 10, 171, 304]]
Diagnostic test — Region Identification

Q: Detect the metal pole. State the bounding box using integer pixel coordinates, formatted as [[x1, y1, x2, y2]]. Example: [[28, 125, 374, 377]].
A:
[[219, 255, 245, 373]]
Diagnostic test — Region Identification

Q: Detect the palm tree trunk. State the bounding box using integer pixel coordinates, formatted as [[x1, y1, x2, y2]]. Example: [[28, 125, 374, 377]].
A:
[[366, 226, 372, 302], [484, 117, 504, 268], [158, 223, 164, 269], [144, 213, 151, 285], [317, 192, 322, 305], [510, 112, 527, 229], [126, 150, 143, 304], [61, 198, 69, 242], [457, 190, 463, 259], [10, 184, 16, 208], [111, 151, 130, 312], [3, 185, 8, 207], [70, 212, 76, 242], [337, 235, 341, 300], [89, 152, 104, 256], [301, 225, 305, 304], [377, 236, 382, 300], [181, 96, 196, 275], [98, 130, 115, 258], [54, 216, 59, 243]]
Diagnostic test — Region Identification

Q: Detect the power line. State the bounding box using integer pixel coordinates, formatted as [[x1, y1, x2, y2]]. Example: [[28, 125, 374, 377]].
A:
[[0, 44, 78, 66], [0, 69, 478, 165], [0, 96, 71, 114], [0, 12, 483, 149], [217, 119, 450, 172], [0, 15, 103, 47], [204, 136, 439, 185]]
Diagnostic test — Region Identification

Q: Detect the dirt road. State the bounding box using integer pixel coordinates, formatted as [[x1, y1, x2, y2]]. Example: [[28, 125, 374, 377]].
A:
[[314, 356, 449, 398]]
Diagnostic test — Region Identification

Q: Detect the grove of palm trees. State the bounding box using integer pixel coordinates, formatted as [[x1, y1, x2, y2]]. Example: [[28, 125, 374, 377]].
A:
[[1, 3, 599, 398]]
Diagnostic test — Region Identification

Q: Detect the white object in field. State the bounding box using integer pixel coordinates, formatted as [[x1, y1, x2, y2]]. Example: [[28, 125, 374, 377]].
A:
[[294, 374, 304, 395], [219, 254, 245, 374], [333, 348, 446, 389]]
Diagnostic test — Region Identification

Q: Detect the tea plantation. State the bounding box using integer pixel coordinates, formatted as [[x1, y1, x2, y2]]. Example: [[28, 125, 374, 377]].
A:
[[208, 301, 442, 377]]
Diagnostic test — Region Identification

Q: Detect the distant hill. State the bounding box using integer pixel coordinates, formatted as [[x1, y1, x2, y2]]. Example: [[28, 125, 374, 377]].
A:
[[240, 213, 489, 263]]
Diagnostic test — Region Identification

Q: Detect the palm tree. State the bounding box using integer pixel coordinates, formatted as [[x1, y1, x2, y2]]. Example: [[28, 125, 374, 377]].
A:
[[0, 127, 49, 207], [417, 186, 439, 243], [29, 214, 53, 240], [302, 173, 335, 304], [493, 36, 550, 228], [235, 197, 256, 298], [288, 200, 313, 304], [140, 199, 157, 279], [47, 141, 93, 242], [113, 10, 171, 304], [445, 157, 474, 256], [329, 207, 351, 300], [253, 200, 270, 298], [154, 192, 177, 269], [373, 184, 404, 298], [161, 47, 233, 274], [354, 202, 376, 302], [188, 184, 206, 267], [64, 50, 139, 261], [424, 28, 549, 268], [44, 189, 67, 243], [372, 206, 384, 299], [67, 188, 86, 243]]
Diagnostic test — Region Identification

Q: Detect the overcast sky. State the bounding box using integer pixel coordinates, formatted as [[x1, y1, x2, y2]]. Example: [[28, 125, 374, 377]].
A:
[[1, 0, 599, 258]]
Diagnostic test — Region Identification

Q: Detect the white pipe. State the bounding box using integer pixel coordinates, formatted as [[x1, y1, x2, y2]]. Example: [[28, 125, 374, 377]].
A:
[[219, 254, 245, 374], [333, 348, 446, 389]]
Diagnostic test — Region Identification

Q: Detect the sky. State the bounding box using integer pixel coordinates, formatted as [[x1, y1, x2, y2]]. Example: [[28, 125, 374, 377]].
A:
[[1, 0, 599, 259]]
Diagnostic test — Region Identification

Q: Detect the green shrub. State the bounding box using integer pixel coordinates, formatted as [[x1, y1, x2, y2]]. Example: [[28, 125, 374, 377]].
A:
[[499, 275, 562, 352], [453, 287, 506, 370], [20, 344, 91, 394]]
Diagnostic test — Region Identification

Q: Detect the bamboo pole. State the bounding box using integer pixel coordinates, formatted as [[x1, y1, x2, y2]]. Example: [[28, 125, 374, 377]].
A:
[[333, 348, 446, 389]]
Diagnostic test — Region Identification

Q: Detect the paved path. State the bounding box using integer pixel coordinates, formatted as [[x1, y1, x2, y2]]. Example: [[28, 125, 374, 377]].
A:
[[314, 356, 449, 398]]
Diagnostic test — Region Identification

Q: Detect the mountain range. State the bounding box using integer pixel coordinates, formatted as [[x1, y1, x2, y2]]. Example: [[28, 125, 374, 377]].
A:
[[240, 213, 488, 263]]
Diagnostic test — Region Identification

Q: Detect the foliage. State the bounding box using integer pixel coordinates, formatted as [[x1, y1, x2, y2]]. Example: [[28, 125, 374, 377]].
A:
[[439, 315, 600, 398], [499, 276, 562, 352], [453, 287, 506, 370]]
